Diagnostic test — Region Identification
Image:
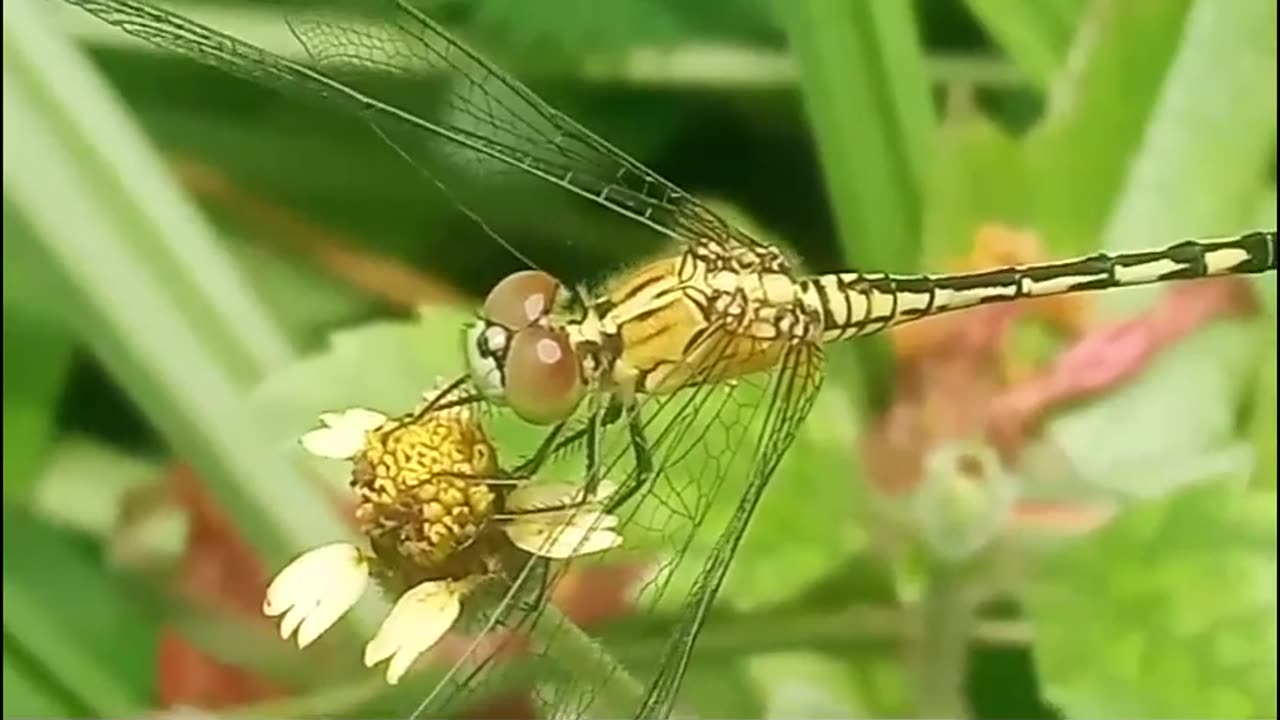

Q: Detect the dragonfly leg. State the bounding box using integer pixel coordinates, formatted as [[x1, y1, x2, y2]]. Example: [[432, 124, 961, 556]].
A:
[[604, 409, 653, 512], [585, 401, 604, 490], [506, 396, 627, 484], [505, 421, 570, 479]]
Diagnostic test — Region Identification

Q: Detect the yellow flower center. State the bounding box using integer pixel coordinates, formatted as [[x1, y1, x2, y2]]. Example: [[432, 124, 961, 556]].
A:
[[351, 404, 500, 573]]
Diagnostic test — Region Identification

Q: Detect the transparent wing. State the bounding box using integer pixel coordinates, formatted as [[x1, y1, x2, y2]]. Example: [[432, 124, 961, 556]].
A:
[[287, 2, 762, 255], [406, 335, 826, 719], [63, 0, 767, 267], [635, 344, 825, 718]]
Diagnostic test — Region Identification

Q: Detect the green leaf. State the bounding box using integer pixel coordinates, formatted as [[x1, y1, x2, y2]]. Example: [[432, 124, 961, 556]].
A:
[[1251, 348, 1277, 492], [779, 0, 934, 273], [2, 506, 157, 716], [2, 309, 74, 501], [29, 437, 165, 541], [745, 651, 868, 718], [1094, 0, 1276, 283], [474, 0, 687, 52], [1027, 481, 1276, 718], [2, 205, 79, 329], [1027, 0, 1194, 255], [747, 650, 870, 717], [3, 649, 78, 717], [1248, 191, 1276, 492], [1036, 0, 1276, 503], [223, 238, 380, 350], [5, 0, 357, 581], [28, 6, 293, 384], [1250, 189, 1278, 317], [920, 114, 1030, 266], [963, 0, 1084, 88], [1041, 322, 1262, 503], [246, 306, 553, 489]]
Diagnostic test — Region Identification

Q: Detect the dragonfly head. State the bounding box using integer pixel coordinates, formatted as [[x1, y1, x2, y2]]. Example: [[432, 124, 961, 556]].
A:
[[465, 270, 586, 425]]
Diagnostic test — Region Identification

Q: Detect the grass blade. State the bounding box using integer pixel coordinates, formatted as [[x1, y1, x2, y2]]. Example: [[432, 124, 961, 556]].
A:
[[4, 0, 358, 579], [964, 0, 1084, 88], [27, 0, 294, 383], [779, 0, 934, 273]]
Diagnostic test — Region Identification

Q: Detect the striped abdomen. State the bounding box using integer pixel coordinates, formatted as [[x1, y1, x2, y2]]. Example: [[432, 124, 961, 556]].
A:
[[804, 230, 1276, 342]]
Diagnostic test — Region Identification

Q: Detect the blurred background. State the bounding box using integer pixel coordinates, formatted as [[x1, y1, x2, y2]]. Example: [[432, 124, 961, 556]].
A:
[[3, 0, 1276, 717]]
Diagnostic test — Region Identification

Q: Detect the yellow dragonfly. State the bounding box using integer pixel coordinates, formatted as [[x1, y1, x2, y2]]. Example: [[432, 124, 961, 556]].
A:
[[61, 0, 1277, 717]]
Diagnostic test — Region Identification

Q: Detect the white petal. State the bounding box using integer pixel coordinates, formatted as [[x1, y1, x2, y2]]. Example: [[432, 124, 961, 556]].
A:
[[505, 482, 579, 512], [589, 479, 619, 504], [262, 542, 368, 648], [364, 581, 462, 685], [506, 479, 619, 512], [505, 510, 623, 559], [299, 408, 387, 459], [335, 407, 389, 429], [278, 602, 309, 640]]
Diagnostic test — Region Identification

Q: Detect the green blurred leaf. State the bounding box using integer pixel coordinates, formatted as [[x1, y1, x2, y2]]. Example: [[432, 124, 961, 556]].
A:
[[666, 660, 760, 719], [3, 309, 74, 501], [1248, 193, 1276, 492], [1038, 0, 1276, 503], [29, 437, 165, 540], [1028, 481, 1276, 718], [920, 114, 1030, 265], [1251, 347, 1277, 491], [245, 307, 517, 468], [224, 238, 380, 349], [746, 651, 867, 718], [779, 0, 933, 273], [1252, 189, 1278, 317], [30, 9, 294, 384], [1094, 0, 1275, 277], [2, 506, 157, 716], [1028, 0, 1194, 255], [3, 205, 79, 328], [474, 0, 686, 52], [5, 0, 358, 575], [964, 0, 1083, 88], [3, 649, 78, 717], [1043, 322, 1262, 503]]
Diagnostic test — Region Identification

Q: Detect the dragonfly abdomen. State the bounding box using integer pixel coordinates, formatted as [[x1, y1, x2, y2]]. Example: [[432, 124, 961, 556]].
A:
[[808, 230, 1276, 342]]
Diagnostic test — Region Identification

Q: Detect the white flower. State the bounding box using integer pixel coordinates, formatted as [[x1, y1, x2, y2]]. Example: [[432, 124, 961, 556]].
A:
[[272, 400, 630, 687], [363, 580, 463, 685], [505, 479, 617, 511], [262, 542, 369, 648], [504, 480, 622, 559], [300, 408, 388, 459]]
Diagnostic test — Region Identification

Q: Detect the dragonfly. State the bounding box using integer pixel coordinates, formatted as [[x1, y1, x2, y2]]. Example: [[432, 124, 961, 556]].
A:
[[60, 0, 1278, 717]]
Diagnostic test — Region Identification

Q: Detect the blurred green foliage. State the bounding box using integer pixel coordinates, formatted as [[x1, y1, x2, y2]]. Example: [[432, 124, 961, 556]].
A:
[[3, 0, 1275, 717]]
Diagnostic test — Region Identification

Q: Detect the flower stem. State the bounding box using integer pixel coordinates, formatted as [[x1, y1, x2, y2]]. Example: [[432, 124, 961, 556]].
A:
[[913, 565, 975, 718], [524, 603, 649, 716]]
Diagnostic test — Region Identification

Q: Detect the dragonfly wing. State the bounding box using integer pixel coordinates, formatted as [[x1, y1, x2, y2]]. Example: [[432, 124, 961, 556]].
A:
[[634, 342, 826, 718], [403, 334, 826, 719], [65, 0, 767, 270], [283, 1, 763, 257]]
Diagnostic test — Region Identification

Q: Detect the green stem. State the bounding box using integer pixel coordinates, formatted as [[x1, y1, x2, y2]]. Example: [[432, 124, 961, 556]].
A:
[[914, 566, 975, 718]]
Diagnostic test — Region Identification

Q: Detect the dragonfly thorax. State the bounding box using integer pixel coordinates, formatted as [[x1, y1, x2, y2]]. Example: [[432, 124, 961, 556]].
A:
[[567, 252, 822, 398]]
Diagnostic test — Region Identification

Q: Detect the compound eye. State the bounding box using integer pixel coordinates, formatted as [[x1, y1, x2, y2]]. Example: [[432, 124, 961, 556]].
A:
[[483, 270, 561, 329], [504, 326, 584, 425]]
